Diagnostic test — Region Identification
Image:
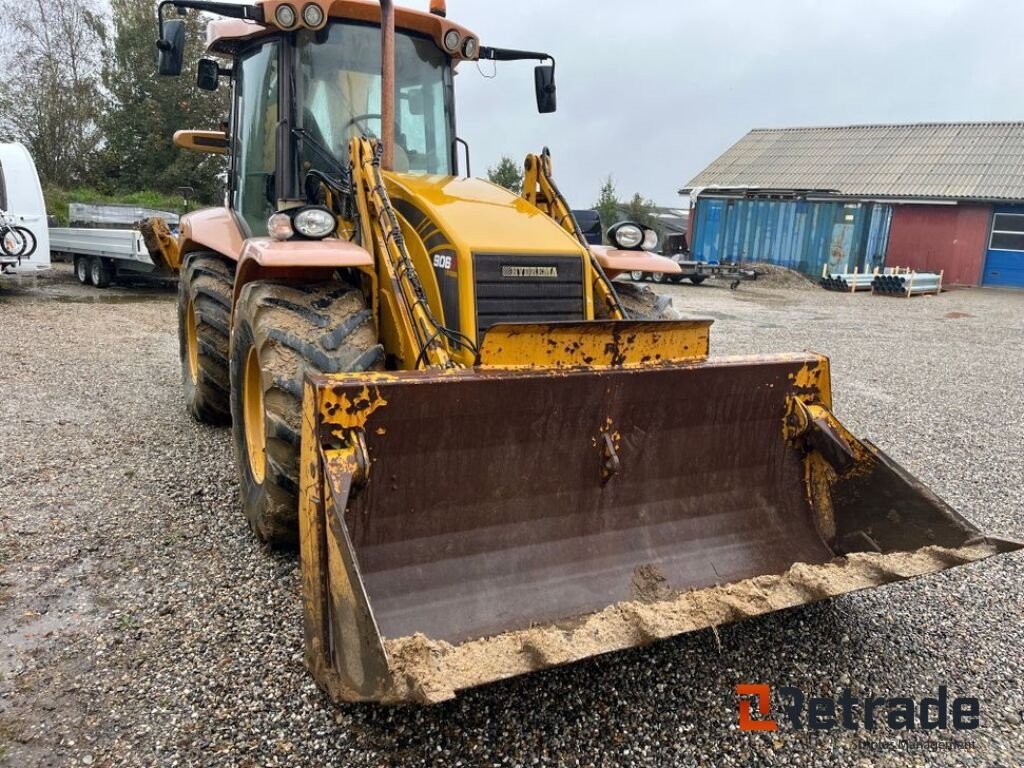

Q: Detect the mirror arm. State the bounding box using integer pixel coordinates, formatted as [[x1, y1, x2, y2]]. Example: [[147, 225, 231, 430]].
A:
[[158, 0, 263, 41], [478, 46, 554, 67]]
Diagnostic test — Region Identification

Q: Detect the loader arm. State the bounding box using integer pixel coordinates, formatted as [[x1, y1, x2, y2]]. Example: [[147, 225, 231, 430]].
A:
[[522, 150, 625, 319], [350, 137, 461, 370]]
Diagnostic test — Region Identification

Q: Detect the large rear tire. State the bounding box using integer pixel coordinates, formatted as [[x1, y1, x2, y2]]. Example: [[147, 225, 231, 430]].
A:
[[177, 252, 234, 424], [230, 281, 384, 548]]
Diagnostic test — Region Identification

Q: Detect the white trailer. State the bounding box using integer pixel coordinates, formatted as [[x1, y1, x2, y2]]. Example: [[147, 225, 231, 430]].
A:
[[49, 203, 179, 287], [0, 142, 51, 274]]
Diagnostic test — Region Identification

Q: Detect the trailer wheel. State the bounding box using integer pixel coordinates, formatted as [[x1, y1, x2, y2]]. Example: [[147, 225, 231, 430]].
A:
[[177, 252, 234, 425], [230, 280, 384, 548], [650, 272, 666, 284], [689, 276, 707, 285], [629, 270, 645, 282], [75, 256, 92, 285], [89, 257, 112, 288]]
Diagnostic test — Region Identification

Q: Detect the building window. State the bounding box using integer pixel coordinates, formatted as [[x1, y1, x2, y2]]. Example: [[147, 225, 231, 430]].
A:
[[989, 213, 1024, 252]]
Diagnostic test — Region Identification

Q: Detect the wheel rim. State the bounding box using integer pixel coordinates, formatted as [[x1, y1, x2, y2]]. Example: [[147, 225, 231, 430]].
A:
[[90, 260, 100, 284], [242, 346, 266, 485], [76, 260, 87, 281], [631, 271, 644, 281], [185, 298, 199, 384]]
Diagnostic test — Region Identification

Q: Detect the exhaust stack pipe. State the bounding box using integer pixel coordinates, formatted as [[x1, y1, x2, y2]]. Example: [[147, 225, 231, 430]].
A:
[[380, 0, 395, 171]]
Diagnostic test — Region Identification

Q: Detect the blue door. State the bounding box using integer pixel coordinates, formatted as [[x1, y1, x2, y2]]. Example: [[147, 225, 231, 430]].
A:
[[984, 208, 1024, 287]]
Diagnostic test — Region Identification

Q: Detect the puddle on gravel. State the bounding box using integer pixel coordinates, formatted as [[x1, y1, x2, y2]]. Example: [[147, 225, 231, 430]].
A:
[[0, 276, 172, 305], [23, 293, 167, 305], [0, 557, 100, 681]]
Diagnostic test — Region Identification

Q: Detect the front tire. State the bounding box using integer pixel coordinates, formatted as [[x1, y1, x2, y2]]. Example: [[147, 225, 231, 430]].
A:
[[230, 281, 384, 548], [177, 252, 234, 424]]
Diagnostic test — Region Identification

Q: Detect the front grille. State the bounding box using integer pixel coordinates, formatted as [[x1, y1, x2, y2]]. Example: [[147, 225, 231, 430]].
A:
[[473, 253, 585, 336]]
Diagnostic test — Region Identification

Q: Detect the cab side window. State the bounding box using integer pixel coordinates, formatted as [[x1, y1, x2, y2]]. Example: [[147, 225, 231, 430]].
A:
[[233, 43, 279, 236]]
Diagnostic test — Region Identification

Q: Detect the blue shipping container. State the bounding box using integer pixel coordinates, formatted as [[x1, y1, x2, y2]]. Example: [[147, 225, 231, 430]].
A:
[[690, 197, 892, 277]]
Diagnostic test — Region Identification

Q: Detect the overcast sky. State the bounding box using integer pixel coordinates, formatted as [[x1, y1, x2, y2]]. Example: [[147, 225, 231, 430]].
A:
[[432, 0, 1024, 209]]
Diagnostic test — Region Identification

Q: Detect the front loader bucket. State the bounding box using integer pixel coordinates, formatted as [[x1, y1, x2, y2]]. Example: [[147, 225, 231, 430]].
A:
[[299, 329, 1019, 704]]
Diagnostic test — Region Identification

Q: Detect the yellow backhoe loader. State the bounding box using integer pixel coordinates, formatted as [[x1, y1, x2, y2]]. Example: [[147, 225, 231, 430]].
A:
[[156, 0, 1020, 704]]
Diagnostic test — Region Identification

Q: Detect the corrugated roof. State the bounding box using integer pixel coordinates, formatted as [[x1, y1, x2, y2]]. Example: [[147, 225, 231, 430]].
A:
[[682, 122, 1024, 201]]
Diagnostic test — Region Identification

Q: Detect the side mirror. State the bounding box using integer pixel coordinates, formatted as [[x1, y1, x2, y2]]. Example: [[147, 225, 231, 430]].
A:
[[173, 130, 229, 155], [534, 64, 556, 114], [157, 19, 185, 76], [197, 58, 220, 91]]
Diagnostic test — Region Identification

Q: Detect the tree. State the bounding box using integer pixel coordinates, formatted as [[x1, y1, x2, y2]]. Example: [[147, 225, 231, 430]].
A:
[[0, 0, 108, 188], [625, 192, 658, 230], [486, 155, 523, 195], [593, 175, 619, 237], [99, 0, 228, 203]]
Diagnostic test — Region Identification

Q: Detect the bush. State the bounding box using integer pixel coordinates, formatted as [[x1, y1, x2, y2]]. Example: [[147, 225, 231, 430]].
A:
[[44, 187, 189, 226]]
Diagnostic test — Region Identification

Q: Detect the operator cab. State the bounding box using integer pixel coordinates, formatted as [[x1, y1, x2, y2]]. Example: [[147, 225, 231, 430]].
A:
[[230, 21, 455, 236], [157, 0, 557, 236]]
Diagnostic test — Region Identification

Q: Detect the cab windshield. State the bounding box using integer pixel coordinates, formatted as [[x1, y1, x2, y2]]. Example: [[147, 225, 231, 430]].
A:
[[297, 23, 454, 176]]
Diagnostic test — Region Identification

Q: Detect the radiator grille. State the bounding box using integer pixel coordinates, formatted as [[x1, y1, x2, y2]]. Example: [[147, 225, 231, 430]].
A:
[[473, 253, 585, 335]]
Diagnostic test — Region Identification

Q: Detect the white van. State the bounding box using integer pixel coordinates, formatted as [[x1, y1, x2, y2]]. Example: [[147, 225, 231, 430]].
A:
[[0, 142, 51, 273]]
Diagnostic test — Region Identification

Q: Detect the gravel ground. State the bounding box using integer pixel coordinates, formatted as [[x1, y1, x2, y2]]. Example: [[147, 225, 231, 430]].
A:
[[1, 264, 1022, 767]]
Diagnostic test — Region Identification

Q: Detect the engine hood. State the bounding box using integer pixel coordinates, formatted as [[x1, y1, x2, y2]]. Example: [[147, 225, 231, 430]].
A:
[[384, 173, 585, 256]]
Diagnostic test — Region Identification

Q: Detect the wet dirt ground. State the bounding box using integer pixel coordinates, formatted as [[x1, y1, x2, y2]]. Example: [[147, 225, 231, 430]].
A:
[[1, 264, 1022, 767]]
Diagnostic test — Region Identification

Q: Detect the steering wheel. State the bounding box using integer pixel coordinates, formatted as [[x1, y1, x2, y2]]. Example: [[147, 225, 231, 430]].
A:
[[341, 113, 383, 137]]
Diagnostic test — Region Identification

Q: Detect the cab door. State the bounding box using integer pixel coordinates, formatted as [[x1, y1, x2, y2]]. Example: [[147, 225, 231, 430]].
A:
[[231, 41, 280, 237]]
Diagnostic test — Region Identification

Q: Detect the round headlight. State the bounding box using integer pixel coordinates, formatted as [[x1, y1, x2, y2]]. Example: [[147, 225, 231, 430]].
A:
[[274, 3, 296, 27], [443, 29, 461, 52], [641, 228, 658, 251], [610, 222, 643, 250], [268, 213, 294, 241], [293, 207, 337, 239], [462, 37, 478, 58], [301, 2, 323, 27]]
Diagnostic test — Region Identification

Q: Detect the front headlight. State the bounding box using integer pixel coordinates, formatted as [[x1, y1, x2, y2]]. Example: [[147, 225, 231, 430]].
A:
[[609, 222, 644, 250], [267, 213, 294, 241], [641, 228, 658, 251], [293, 207, 337, 239]]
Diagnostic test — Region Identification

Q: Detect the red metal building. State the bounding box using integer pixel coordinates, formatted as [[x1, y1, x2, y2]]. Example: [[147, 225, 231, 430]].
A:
[[885, 204, 990, 286]]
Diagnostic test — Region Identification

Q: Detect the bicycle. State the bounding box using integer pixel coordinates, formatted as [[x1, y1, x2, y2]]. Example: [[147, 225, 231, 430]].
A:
[[0, 208, 37, 259]]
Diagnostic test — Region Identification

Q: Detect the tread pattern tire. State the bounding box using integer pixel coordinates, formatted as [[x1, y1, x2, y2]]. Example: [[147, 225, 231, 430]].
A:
[[230, 280, 384, 548], [90, 257, 112, 288], [75, 256, 92, 285], [178, 252, 234, 424]]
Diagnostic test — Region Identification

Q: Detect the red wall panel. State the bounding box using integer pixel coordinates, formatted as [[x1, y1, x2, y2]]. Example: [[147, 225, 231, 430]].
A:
[[885, 204, 991, 286]]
